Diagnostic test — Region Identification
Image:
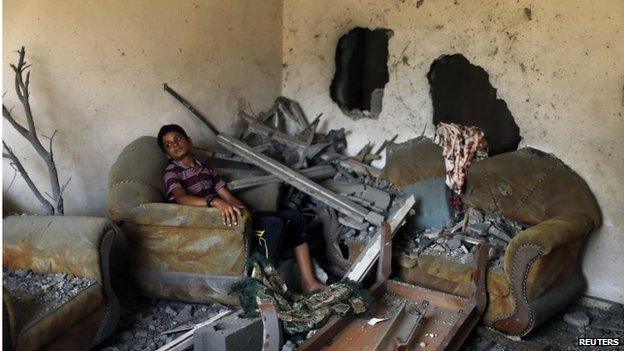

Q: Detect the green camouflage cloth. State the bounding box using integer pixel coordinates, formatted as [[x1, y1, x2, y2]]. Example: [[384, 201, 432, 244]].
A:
[[232, 256, 372, 334]]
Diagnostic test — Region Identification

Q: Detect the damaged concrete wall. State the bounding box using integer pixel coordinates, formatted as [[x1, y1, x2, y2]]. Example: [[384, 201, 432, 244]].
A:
[[282, 1, 624, 303], [2, 0, 282, 216]]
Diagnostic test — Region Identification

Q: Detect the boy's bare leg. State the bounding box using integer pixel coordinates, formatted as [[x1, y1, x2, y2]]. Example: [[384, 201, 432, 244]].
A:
[[294, 243, 329, 293]]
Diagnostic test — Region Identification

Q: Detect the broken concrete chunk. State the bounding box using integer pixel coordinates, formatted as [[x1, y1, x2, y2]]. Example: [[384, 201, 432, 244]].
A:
[[563, 312, 590, 328], [467, 223, 491, 237], [447, 238, 462, 250], [487, 225, 512, 242], [466, 207, 484, 224]]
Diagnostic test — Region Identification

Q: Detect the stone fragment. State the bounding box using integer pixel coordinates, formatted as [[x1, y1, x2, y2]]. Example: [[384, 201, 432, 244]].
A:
[[165, 306, 177, 316], [563, 311, 590, 328], [447, 238, 462, 250], [467, 223, 490, 237], [488, 226, 511, 242], [466, 207, 484, 224], [175, 305, 192, 324]]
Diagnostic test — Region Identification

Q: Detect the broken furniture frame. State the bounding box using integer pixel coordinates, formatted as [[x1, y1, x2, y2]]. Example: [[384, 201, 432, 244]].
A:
[[296, 227, 489, 350]]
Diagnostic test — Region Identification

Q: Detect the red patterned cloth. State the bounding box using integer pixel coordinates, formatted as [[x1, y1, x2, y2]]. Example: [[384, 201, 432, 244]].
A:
[[434, 122, 489, 195]]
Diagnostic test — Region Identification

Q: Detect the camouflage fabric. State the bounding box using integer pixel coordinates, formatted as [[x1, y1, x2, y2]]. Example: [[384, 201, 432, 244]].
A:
[[232, 256, 372, 334]]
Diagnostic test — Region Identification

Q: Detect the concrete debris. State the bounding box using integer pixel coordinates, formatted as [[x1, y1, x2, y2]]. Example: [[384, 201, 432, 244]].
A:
[[397, 207, 528, 269], [3, 269, 97, 319], [97, 276, 231, 351], [563, 311, 590, 328], [194, 312, 262, 351]]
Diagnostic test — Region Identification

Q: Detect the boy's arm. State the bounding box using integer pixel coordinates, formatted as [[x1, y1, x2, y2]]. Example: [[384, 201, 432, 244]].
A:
[[169, 187, 209, 207], [217, 186, 246, 210], [171, 187, 242, 227]]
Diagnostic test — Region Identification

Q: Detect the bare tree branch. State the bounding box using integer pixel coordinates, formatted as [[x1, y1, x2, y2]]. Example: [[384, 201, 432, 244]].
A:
[[2, 141, 54, 214], [3, 47, 65, 214]]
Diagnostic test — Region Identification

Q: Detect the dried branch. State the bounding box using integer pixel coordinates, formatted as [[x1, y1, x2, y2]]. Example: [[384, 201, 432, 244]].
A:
[[3, 47, 65, 214], [3, 141, 55, 214]]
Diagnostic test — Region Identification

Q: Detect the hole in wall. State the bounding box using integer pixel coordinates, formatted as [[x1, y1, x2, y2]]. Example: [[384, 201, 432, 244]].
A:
[[330, 27, 393, 120], [427, 54, 521, 156]]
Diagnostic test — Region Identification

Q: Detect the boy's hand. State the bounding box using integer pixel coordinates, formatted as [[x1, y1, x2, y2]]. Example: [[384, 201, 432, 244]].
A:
[[211, 198, 242, 227]]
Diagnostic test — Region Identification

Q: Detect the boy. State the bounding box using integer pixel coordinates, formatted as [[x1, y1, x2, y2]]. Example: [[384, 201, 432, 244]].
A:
[[157, 124, 327, 293]]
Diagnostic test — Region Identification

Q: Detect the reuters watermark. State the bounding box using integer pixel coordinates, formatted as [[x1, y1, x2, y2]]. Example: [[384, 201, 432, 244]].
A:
[[577, 337, 620, 347]]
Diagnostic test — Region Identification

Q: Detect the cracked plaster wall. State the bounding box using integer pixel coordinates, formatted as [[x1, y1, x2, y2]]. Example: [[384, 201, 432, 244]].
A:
[[3, 0, 282, 216], [282, 0, 624, 303]]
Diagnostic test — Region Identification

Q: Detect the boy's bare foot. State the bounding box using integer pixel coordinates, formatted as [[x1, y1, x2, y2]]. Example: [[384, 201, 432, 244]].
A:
[[303, 281, 329, 293]]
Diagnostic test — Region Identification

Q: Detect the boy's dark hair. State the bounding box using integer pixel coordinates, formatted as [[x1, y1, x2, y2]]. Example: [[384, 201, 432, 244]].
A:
[[157, 124, 189, 151]]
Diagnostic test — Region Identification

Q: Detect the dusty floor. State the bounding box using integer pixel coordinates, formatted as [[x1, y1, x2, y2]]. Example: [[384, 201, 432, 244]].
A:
[[462, 302, 624, 351], [96, 270, 623, 350]]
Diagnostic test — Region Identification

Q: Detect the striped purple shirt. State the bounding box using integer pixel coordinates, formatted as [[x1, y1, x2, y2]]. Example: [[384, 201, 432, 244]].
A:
[[163, 158, 226, 202]]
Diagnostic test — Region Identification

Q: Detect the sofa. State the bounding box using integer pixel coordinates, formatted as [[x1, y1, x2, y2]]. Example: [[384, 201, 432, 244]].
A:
[[385, 139, 601, 336], [3, 215, 120, 350], [107, 136, 280, 305]]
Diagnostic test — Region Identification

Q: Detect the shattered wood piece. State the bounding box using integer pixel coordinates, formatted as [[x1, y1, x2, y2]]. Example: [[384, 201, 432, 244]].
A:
[[217, 134, 384, 225], [345, 195, 385, 213], [298, 113, 323, 145], [354, 143, 374, 163], [160, 324, 193, 335], [258, 105, 278, 123], [374, 134, 399, 156], [452, 233, 486, 246], [338, 215, 369, 231], [362, 154, 382, 163], [242, 114, 308, 149], [276, 97, 308, 129], [242, 112, 330, 159], [320, 152, 384, 179], [345, 195, 415, 282], [156, 309, 232, 351], [227, 165, 336, 191], [163, 84, 220, 135], [321, 179, 391, 211], [259, 300, 281, 351]]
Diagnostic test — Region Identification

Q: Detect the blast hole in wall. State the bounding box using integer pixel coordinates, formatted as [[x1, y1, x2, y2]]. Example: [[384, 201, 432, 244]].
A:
[[427, 54, 521, 156], [330, 27, 393, 120]]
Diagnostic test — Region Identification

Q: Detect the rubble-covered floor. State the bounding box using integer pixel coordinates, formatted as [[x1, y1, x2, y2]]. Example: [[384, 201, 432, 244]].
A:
[[96, 274, 226, 351], [462, 301, 624, 351]]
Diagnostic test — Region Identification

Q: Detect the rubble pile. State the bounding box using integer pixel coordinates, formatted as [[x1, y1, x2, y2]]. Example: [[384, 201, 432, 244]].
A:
[[3, 269, 97, 318], [98, 278, 227, 351], [232, 97, 406, 276], [397, 207, 529, 269]]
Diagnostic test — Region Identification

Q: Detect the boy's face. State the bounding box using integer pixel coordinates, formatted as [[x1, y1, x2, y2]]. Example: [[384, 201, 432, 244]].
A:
[[162, 131, 192, 160]]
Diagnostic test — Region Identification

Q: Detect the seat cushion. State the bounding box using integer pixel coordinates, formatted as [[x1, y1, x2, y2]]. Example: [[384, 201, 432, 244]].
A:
[[4, 281, 103, 351]]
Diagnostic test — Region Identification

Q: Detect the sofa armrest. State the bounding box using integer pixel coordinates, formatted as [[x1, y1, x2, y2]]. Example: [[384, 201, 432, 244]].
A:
[[3, 215, 119, 286], [127, 203, 250, 233], [504, 212, 594, 274], [492, 212, 594, 335]]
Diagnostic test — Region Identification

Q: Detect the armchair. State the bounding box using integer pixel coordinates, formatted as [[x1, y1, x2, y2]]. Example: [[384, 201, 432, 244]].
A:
[[386, 140, 601, 335], [107, 136, 279, 305], [3, 215, 120, 350]]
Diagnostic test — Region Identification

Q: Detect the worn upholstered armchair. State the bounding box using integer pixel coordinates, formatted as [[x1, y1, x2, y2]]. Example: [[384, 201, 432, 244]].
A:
[[107, 136, 279, 305], [3, 215, 120, 350], [386, 139, 601, 336]]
